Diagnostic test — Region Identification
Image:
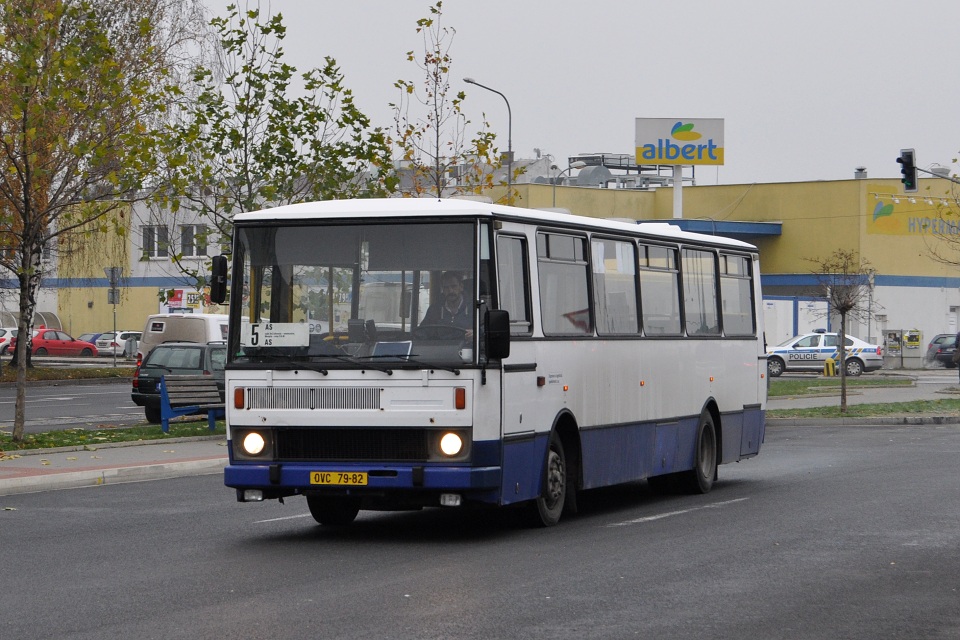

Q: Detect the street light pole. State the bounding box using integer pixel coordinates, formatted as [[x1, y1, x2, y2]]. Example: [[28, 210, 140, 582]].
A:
[[552, 161, 586, 207], [464, 77, 512, 204]]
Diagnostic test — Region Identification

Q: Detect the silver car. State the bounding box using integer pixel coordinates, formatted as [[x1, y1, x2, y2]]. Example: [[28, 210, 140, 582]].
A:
[[96, 330, 143, 357], [766, 331, 883, 377]]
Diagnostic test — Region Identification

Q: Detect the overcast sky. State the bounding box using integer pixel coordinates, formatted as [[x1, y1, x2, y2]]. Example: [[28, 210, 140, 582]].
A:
[[211, 1, 960, 186]]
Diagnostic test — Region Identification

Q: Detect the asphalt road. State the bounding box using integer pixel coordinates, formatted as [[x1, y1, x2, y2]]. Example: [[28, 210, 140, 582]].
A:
[[2, 423, 958, 639], [0, 381, 144, 433]]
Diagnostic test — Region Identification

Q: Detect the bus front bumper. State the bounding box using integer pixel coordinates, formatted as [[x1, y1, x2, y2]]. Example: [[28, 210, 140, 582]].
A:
[[224, 463, 502, 504]]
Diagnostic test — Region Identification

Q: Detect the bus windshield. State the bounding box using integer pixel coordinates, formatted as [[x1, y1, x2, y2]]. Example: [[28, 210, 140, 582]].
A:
[[231, 221, 478, 368]]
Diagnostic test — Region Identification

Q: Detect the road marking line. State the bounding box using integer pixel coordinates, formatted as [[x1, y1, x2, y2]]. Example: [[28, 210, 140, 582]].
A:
[[609, 497, 749, 527], [255, 513, 313, 524]]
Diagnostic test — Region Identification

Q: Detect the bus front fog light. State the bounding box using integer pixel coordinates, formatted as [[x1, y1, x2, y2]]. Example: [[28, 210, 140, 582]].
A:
[[242, 432, 266, 456], [439, 433, 462, 456], [243, 490, 264, 502]]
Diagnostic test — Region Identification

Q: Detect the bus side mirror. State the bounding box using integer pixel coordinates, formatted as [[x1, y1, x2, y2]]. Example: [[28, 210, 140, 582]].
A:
[[485, 309, 510, 360], [210, 255, 228, 304]]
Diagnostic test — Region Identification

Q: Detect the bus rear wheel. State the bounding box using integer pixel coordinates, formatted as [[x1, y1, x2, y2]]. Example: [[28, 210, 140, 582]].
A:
[[685, 410, 717, 494], [307, 495, 361, 526], [531, 432, 566, 527]]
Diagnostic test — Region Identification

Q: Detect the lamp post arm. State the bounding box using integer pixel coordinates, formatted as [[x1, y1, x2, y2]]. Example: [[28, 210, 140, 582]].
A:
[[464, 77, 512, 203]]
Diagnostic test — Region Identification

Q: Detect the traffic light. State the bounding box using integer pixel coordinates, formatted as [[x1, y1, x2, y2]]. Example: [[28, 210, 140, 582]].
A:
[[897, 148, 917, 193]]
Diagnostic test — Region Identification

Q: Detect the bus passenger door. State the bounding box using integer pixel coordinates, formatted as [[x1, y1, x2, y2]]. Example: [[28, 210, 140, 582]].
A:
[[495, 231, 542, 505]]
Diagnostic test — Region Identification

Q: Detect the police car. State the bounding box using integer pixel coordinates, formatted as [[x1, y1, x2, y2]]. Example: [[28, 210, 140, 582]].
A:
[[766, 330, 883, 377]]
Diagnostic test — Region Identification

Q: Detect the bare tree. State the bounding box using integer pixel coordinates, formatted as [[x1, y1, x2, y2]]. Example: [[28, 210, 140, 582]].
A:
[[808, 249, 876, 412], [390, 1, 501, 199]]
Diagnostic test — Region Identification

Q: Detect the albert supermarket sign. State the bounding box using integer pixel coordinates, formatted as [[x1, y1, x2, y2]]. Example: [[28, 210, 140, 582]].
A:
[[635, 118, 724, 166]]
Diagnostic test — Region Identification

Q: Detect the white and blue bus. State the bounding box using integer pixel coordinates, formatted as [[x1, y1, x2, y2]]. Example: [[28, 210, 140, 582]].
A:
[[211, 198, 767, 526]]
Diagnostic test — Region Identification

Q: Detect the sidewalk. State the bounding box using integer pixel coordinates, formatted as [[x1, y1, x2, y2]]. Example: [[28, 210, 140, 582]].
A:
[[0, 436, 227, 496]]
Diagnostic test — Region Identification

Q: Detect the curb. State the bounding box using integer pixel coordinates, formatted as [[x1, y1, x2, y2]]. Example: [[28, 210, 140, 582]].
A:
[[767, 415, 960, 427], [5, 434, 226, 457], [0, 457, 227, 496], [0, 435, 229, 497]]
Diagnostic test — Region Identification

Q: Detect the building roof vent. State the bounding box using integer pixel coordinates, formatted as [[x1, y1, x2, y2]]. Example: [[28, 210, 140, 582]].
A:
[[930, 165, 951, 178], [575, 165, 613, 187]]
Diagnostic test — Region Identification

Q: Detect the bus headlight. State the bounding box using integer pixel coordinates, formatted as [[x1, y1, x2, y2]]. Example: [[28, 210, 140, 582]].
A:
[[439, 432, 463, 456], [242, 431, 266, 456]]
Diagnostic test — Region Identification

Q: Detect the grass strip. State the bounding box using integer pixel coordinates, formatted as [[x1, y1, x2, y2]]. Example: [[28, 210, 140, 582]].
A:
[[0, 367, 133, 383], [769, 377, 913, 397], [767, 398, 960, 419], [0, 419, 224, 453]]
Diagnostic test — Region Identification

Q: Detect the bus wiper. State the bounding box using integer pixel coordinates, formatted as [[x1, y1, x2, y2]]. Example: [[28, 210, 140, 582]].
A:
[[230, 354, 328, 375], [274, 362, 329, 376], [366, 354, 460, 375], [322, 353, 394, 375], [235, 352, 394, 375]]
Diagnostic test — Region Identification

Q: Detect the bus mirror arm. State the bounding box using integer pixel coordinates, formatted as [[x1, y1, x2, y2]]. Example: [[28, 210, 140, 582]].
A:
[[210, 255, 228, 304], [485, 309, 510, 361]]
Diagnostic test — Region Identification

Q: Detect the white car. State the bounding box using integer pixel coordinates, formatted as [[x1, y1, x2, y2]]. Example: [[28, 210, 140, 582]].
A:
[[96, 330, 142, 357], [0, 327, 17, 354], [766, 331, 883, 377]]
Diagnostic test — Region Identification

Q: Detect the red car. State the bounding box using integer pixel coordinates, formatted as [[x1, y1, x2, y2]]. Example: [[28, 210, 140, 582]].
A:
[[9, 329, 99, 356]]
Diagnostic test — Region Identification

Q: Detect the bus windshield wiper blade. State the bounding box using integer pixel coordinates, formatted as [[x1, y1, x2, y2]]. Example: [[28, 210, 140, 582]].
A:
[[230, 354, 329, 375], [366, 354, 460, 375], [320, 353, 394, 375], [273, 362, 328, 376]]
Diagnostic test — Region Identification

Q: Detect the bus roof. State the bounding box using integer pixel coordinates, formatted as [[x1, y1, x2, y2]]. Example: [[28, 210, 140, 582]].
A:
[[234, 198, 758, 251]]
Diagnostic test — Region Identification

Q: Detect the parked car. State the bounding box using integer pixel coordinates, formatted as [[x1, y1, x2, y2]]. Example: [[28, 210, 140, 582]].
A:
[[924, 333, 957, 368], [137, 313, 229, 363], [9, 329, 99, 356], [0, 328, 18, 354], [96, 330, 142, 357], [77, 332, 104, 345], [766, 330, 883, 377], [131, 342, 227, 423]]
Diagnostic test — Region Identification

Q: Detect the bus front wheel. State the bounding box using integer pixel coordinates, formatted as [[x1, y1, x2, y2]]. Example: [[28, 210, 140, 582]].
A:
[[307, 495, 361, 526], [531, 432, 566, 527], [685, 410, 717, 494]]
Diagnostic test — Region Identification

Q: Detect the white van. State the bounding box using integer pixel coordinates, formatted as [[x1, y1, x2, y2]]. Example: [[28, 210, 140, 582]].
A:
[[137, 313, 229, 362]]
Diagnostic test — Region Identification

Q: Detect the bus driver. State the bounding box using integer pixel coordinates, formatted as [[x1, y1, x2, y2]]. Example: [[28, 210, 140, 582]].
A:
[[422, 271, 473, 338]]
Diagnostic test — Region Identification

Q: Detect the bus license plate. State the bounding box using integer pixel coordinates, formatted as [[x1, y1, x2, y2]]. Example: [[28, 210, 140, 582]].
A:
[[310, 472, 368, 486]]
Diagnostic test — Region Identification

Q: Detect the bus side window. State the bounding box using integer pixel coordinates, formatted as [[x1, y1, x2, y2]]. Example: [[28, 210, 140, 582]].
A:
[[496, 236, 531, 335]]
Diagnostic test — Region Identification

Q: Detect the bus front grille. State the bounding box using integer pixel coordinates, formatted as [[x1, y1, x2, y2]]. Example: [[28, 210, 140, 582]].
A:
[[276, 428, 429, 461], [246, 386, 381, 410]]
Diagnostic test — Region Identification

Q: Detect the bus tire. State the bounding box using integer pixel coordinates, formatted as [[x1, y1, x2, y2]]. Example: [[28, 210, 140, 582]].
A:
[[685, 410, 717, 494], [307, 495, 361, 526], [531, 431, 566, 527]]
